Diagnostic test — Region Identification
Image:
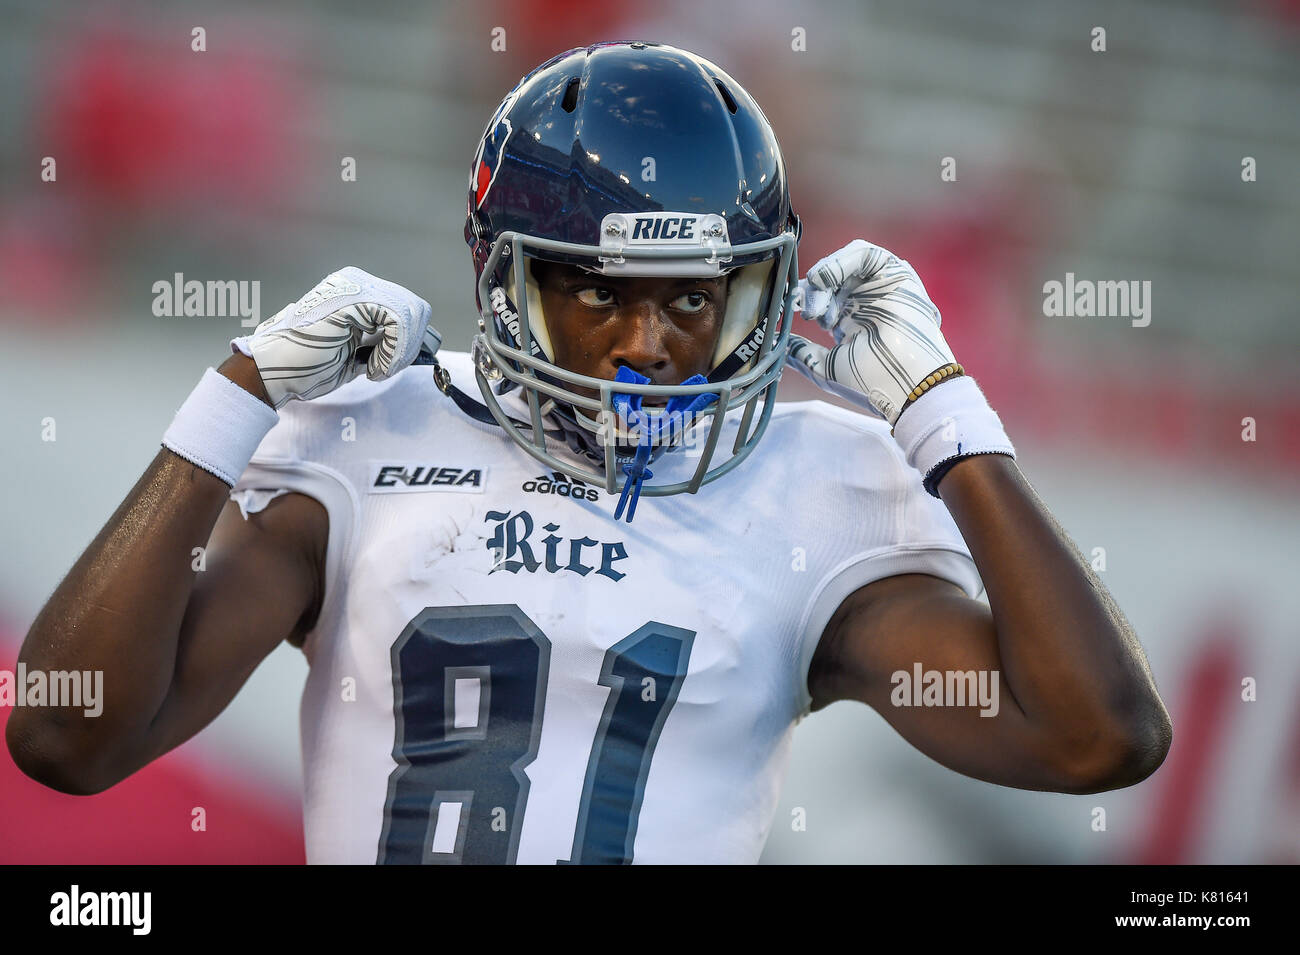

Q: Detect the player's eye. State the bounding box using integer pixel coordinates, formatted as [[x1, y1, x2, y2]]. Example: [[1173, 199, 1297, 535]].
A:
[[669, 291, 709, 314], [575, 287, 615, 307]]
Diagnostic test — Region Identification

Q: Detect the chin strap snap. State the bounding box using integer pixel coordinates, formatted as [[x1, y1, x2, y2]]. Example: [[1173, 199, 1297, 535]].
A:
[[610, 367, 717, 522]]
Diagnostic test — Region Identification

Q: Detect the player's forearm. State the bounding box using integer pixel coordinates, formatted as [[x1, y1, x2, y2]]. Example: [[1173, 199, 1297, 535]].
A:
[[934, 454, 1171, 784], [8, 403, 247, 790]]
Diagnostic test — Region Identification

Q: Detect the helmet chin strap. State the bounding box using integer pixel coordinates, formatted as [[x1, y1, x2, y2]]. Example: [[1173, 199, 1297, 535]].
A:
[[423, 351, 570, 445], [426, 350, 672, 466]]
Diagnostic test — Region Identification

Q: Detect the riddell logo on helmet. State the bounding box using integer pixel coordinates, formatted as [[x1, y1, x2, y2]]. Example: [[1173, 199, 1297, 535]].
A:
[[522, 472, 601, 502], [734, 324, 765, 362], [489, 287, 542, 356]]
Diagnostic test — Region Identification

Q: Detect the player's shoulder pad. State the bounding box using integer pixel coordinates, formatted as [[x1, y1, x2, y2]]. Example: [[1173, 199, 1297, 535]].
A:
[[770, 398, 900, 455], [768, 399, 920, 490], [246, 350, 474, 462]]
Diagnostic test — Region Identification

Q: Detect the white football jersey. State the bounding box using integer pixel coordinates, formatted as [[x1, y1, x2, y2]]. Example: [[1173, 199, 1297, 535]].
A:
[[229, 350, 981, 864]]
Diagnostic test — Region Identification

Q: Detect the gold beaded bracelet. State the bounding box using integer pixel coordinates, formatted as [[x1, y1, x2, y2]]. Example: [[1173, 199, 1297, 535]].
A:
[[897, 362, 964, 419]]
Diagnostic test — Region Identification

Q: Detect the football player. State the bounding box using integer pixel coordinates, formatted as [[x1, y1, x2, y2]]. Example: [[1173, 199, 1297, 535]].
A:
[[8, 42, 1171, 864]]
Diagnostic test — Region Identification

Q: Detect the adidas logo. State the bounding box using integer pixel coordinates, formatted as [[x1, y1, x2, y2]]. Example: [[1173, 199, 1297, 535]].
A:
[[521, 471, 601, 502]]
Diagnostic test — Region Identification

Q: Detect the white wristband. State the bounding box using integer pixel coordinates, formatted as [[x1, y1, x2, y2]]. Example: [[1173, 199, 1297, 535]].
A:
[[162, 368, 280, 486], [891, 374, 1015, 497]]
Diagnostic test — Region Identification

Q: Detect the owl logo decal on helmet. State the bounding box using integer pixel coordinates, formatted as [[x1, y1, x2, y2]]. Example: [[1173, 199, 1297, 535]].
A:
[[469, 86, 522, 212]]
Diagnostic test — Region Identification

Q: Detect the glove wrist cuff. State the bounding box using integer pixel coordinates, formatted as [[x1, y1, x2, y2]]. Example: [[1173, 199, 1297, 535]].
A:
[[162, 368, 280, 486], [891, 374, 1015, 497]]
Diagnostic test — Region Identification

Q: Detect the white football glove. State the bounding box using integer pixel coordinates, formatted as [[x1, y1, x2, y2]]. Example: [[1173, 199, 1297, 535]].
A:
[[786, 239, 958, 426], [231, 267, 441, 409]]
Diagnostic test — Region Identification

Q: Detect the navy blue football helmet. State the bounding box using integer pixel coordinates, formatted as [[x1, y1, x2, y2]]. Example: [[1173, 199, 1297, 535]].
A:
[[463, 41, 801, 503]]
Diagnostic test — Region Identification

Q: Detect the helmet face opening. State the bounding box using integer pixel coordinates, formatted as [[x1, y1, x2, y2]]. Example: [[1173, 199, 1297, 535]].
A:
[[474, 226, 797, 495], [464, 42, 801, 498]]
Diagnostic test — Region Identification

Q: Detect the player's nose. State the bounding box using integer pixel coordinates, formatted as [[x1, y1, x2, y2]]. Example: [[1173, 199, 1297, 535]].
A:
[[608, 303, 671, 377]]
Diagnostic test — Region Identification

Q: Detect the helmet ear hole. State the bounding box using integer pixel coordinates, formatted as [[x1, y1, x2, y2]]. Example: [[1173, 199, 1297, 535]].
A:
[[561, 76, 581, 113], [714, 80, 738, 114]]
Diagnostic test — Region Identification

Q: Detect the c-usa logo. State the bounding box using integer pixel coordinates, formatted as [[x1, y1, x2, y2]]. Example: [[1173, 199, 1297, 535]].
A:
[[470, 86, 523, 211]]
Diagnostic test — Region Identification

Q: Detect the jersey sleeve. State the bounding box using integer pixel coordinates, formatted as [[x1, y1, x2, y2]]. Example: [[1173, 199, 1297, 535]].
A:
[[228, 396, 362, 656], [791, 404, 984, 720]]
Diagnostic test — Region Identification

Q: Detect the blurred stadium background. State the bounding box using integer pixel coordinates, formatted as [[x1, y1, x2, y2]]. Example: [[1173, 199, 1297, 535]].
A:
[[1, 0, 1297, 863]]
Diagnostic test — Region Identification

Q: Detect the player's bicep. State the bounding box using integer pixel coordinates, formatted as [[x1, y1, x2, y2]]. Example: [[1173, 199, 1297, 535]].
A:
[[128, 493, 327, 767], [816, 575, 1001, 705], [812, 573, 1072, 791]]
